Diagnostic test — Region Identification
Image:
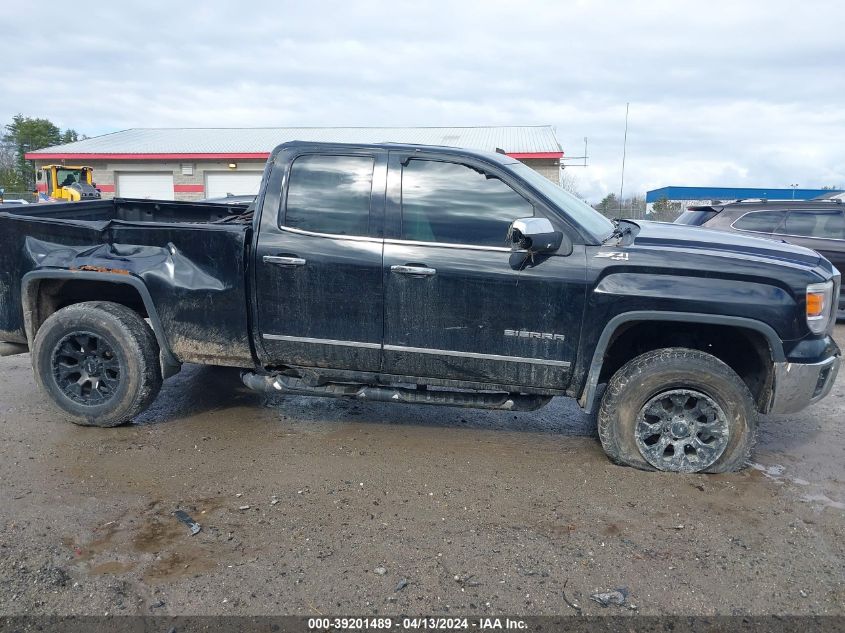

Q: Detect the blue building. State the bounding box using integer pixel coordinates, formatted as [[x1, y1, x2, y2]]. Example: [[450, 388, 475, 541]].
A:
[[646, 186, 843, 204]]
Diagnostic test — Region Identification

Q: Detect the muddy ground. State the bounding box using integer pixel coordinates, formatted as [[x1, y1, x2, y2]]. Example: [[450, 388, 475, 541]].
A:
[[0, 326, 842, 618]]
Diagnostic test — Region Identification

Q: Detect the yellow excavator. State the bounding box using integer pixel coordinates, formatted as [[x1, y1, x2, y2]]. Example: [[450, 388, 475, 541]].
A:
[[38, 165, 101, 201]]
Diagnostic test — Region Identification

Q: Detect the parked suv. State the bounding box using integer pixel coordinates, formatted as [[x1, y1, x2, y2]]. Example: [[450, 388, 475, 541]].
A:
[[676, 200, 845, 319]]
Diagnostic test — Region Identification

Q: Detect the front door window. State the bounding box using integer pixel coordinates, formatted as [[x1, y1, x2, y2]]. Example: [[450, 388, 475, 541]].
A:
[[400, 159, 533, 247]]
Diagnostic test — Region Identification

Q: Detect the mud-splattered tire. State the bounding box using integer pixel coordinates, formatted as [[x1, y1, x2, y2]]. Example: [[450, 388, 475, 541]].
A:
[[32, 302, 162, 427], [597, 348, 756, 473]]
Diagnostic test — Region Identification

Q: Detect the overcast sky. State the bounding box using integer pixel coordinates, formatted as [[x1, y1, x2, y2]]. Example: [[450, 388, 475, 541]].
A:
[[2, 0, 843, 202]]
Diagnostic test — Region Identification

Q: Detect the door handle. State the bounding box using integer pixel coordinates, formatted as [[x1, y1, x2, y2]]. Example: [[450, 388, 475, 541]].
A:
[[263, 255, 306, 267], [391, 264, 436, 276]]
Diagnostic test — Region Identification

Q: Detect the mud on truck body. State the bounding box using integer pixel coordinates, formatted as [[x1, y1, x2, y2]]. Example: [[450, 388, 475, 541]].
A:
[[0, 142, 840, 473]]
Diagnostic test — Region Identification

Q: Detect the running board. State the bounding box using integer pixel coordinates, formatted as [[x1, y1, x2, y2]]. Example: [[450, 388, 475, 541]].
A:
[[241, 373, 551, 412]]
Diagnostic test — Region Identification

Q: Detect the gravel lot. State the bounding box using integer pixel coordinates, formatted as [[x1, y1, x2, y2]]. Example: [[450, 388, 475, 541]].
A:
[[0, 326, 842, 617]]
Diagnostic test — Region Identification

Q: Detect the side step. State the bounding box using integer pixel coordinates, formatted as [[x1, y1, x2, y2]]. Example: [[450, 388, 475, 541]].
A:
[[241, 373, 551, 412]]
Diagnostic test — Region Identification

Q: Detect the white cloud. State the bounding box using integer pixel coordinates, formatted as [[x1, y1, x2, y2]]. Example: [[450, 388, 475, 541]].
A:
[[1, 0, 843, 201]]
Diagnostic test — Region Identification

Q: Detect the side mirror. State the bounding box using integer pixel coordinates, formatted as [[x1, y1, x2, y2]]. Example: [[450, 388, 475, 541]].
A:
[[508, 217, 571, 256]]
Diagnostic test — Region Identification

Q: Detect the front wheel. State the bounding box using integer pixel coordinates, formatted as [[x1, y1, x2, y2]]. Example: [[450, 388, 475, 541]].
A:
[[597, 348, 757, 473], [32, 301, 163, 427]]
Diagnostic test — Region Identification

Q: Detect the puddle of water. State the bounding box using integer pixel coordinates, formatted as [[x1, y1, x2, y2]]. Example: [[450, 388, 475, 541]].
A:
[[800, 493, 845, 511], [751, 462, 810, 486], [752, 462, 843, 511], [132, 516, 185, 553], [143, 548, 217, 582], [751, 462, 786, 479], [89, 561, 137, 575], [62, 517, 124, 561]]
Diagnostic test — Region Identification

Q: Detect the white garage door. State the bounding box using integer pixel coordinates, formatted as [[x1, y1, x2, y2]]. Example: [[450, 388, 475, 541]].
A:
[[116, 172, 174, 200], [204, 172, 263, 199]]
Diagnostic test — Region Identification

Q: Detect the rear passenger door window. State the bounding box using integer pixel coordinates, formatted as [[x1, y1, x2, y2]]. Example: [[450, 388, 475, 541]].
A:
[[731, 210, 787, 233], [284, 154, 374, 236], [779, 210, 845, 240], [400, 159, 533, 247], [257, 150, 385, 371]]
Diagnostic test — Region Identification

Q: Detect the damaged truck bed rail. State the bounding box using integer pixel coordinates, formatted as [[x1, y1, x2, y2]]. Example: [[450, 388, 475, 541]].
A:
[[0, 140, 840, 474]]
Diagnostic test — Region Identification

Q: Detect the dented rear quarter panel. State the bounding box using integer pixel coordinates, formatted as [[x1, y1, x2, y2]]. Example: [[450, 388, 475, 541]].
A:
[[0, 202, 253, 367]]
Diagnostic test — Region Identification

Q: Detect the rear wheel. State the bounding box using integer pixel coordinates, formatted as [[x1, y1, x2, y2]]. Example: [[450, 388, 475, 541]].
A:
[[32, 302, 162, 427], [597, 348, 757, 473]]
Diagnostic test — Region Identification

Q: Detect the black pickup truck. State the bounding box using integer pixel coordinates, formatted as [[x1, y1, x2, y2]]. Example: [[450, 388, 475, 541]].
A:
[[0, 142, 840, 473]]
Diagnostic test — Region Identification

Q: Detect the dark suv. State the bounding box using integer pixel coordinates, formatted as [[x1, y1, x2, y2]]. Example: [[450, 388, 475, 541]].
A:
[[676, 200, 845, 319]]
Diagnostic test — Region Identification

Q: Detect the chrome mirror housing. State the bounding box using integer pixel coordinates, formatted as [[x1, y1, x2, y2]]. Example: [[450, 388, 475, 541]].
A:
[[507, 217, 567, 255]]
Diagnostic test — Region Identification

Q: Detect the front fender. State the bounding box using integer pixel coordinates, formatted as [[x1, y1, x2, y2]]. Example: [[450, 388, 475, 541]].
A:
[[594, 273, 797, 322], [578, 310, 785, 414]]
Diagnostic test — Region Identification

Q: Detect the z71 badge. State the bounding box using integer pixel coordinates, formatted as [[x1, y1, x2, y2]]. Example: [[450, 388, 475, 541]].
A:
[[505, 329, 565, 341], [594, 251, 629, 261]]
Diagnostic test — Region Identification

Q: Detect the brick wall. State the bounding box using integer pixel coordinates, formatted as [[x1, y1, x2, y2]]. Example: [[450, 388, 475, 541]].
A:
[[517, 158, 561, 184]]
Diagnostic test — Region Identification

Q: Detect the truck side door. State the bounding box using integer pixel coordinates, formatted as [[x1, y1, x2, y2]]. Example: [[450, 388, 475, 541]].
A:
[[254, 149, 386, 371], [381, 152, 586, 390]]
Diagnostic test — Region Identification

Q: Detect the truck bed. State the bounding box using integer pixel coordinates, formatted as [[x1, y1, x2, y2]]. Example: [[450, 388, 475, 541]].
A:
[[0, 197, 252, 224], [0, 198, 255, 367]]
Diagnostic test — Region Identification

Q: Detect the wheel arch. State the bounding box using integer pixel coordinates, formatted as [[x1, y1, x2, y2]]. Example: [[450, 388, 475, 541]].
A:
[[580, 311, 785, 414], [21, 270, 180, 373]]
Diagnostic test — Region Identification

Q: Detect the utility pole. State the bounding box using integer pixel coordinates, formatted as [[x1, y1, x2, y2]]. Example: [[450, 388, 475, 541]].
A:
[[619, 102, 629, 216]]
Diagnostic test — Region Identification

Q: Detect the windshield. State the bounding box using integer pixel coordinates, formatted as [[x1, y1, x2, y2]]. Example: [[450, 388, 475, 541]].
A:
[[56, 168, 83, 187], [507, 162, 614, 240]]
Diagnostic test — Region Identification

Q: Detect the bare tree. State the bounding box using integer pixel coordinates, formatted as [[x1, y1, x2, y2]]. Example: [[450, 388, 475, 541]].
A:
[[560, 169, 581, 197], [0, 139, 23, 192]]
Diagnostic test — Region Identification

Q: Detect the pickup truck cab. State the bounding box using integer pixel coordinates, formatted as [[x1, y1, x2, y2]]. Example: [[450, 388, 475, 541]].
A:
[[0, 141, 840, 473]]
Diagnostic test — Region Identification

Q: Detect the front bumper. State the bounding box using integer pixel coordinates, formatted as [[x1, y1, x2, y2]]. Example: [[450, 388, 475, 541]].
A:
[[767, 355, 840, 414]]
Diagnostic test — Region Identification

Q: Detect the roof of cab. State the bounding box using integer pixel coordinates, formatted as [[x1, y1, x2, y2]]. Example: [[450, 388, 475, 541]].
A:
[[272, 140, 521, 164]]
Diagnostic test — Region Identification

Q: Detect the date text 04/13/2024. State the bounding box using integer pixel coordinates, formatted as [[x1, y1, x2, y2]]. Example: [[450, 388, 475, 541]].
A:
[[306, 617, 528, 630]]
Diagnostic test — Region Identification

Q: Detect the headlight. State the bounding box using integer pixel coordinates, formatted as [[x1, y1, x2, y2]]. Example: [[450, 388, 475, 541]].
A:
[[806, 280, 834, 334]]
